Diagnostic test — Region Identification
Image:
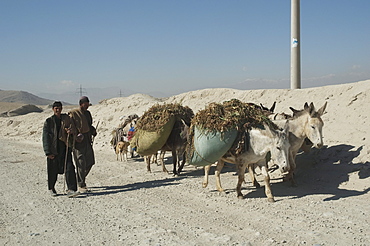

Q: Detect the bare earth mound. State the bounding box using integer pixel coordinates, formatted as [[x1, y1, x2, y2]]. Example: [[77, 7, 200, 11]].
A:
[[0, 80, 369, 245]]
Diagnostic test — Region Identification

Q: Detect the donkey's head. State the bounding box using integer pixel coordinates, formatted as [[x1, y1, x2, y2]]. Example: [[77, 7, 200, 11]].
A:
[[290, 102, 327, 149], [180, 119, 191, 142], [265, 121, 290, 173]]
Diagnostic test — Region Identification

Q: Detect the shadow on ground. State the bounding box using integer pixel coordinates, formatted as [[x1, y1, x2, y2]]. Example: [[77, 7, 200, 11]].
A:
[[86, 144, 369, 201], [241, 144, 370, 201]]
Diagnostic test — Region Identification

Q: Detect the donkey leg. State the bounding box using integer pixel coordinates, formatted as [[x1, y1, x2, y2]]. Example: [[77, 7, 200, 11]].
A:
[[172, 150, 178, 176], [261, 164, 275, 202], [203, 165, 211, 188], [215, 160, 225, 192], [248, 164, 260, 188], [284, 152, 297, 186], [158, 151, 164, 164], [289, 152, 297, 186], [144, 156, 151, 173], [130, 148, 134, 158], [159, 151, 168, 173], [161, 163, 168, 173], [236, 164, 247, 199], [177, 152, 186, 174]]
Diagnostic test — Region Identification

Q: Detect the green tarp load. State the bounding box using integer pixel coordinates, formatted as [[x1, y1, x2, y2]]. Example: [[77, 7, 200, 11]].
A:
[[187, 99, 276, 166], [130, 103, 194, 156]]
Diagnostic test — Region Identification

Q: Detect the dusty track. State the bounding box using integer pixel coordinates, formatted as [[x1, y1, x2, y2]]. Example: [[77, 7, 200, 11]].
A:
[[1, 137, 369, 245]]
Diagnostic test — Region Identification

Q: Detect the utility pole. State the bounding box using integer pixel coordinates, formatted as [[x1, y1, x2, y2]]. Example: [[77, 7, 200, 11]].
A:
[[76, 84, 87, 97], [290, 0, 301, 89]]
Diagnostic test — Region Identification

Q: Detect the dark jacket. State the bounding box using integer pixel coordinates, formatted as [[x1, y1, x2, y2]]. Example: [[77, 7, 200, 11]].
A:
[[42, 114, 71, 156]]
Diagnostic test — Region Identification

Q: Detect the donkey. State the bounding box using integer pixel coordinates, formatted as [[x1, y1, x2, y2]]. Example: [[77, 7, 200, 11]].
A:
[[111, 115, 139, 158], [110, 118, 137, 158], [203, 121, 290, 202], [160, 119, 190, 176], [110, 128, 124, 153], [273, 102, 327, 185]]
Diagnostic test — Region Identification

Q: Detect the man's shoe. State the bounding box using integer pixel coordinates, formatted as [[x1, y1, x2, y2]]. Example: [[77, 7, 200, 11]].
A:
[[78, 186, 89, 193], [49, 189, 57, 197], [67, 190, 80, 198]]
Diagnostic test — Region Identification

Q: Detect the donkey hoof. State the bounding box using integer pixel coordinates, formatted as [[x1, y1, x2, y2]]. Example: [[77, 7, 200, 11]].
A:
[[217, 189, 225, 193], [268, 198, 275, 203], [237, 195, 244, 199]]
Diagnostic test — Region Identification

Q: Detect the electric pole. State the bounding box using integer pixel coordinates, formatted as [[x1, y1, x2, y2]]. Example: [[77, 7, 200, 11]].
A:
[[76, 84, 87, 97], [291, 0, 301, 89]]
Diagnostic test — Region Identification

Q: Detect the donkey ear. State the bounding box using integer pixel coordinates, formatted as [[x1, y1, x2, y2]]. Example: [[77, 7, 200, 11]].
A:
[[181, 118, 191, 127], [308, 102, 316, 115], [317, 101, 327, 116], [263, 123, 274, 137], [260, 103, 268, 111], [289, 107, 300, 115], [304, 102, 309, 110], [269, 101, 276, 112], [310, 102, 315, 110]]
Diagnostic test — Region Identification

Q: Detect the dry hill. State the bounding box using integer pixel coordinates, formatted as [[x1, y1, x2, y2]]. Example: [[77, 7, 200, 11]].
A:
[[0, 90, 53, 105]]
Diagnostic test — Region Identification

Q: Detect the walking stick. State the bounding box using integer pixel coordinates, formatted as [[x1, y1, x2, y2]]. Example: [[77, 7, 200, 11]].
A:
[[63, 133, 70, 194], [92, 121, 100, 144]]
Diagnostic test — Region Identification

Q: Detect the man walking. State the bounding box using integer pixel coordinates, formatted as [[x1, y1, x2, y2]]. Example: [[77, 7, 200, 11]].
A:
[[69, 96, 97, 193], [42, 101, 79, 198]]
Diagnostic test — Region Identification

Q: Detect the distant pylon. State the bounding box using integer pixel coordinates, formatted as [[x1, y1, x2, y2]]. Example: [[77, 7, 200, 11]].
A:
[[76, 84, 87, 97]]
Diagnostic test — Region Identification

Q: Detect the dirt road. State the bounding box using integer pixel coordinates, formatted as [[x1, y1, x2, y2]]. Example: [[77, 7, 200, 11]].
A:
[[1, 138, 369, 245]]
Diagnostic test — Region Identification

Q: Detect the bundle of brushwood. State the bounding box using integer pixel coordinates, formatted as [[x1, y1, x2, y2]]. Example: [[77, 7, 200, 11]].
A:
[[187, 99, 276, 166], [130, 103, 194, 156]]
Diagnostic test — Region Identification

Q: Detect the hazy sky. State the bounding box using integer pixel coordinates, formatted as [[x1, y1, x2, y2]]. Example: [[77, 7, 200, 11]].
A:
[[1, 0, 369, 97]]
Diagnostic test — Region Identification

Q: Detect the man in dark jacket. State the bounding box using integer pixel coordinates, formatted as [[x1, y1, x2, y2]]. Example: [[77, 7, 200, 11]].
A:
[[69, 96, 97, 193], [42, 101, 79, 198]]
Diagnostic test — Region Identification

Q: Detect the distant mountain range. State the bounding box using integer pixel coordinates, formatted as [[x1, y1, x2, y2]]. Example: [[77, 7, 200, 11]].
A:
[[0, 87, 171, 106], [0, 90, 54, 105], [36, 86, 169, 105]]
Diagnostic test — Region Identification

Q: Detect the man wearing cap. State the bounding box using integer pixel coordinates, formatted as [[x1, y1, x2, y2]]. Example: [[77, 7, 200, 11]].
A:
[[42, 101, 79, 198], [69, 96, 97, 193]]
